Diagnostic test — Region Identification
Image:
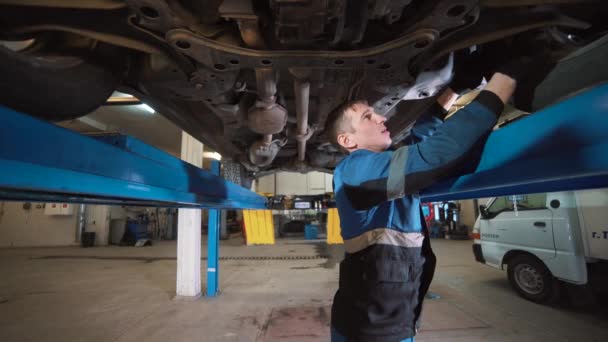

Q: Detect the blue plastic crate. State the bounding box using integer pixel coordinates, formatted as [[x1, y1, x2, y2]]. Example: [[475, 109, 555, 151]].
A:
[[126, 221, 149, 240], [304, 224, 318, 240]]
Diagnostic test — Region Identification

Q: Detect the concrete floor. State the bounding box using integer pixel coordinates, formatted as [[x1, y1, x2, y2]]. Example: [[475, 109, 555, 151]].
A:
[[1, 235, 607, 342]]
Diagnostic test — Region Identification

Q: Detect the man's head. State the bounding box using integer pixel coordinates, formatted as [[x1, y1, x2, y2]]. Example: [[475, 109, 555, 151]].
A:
[[326, 100, 392, 153]]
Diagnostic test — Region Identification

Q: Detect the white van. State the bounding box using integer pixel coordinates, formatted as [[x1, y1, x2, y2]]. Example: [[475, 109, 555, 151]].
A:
[[472, 189, 608, 304]]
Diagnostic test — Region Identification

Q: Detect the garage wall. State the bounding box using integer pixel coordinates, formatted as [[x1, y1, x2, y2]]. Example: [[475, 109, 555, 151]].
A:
[[257, 171, 333, 195], [458, 199, 478, 229], [0, 202, 79, 247], [457, 198, 492, 230], [276, 172, 308, 194], [257, 174, 275, 194], [0, 203, 128, 247], [85, 205, 111, 246], [84, 205, 131, 246]]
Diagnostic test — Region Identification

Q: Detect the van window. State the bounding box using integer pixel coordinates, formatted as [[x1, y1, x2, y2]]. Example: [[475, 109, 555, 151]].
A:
[[488, 193, 548, 216], [512, 193, 547, 210], [488, 197, 511, 215]]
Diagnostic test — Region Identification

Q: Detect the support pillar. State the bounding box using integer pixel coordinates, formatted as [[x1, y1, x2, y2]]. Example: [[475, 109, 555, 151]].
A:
[[176, 131, 203, 298]]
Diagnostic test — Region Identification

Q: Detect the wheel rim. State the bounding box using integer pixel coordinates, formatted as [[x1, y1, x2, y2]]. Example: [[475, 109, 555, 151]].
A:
[[513, 263, 544, 295]]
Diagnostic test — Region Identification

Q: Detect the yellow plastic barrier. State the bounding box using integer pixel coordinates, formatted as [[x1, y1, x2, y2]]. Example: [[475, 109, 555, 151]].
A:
[[326, 208, 344, 244], [243, 210, 275, 245]]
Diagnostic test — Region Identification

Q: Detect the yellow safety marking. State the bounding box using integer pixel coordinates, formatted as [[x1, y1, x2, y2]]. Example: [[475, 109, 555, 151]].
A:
[[327, 208, 344, 244], [265, 210, 275, 244], [250, 210, 259, 244], [243, 210, 252, 245], [243, 210, 275, 245], [255, 211, 263, 243]]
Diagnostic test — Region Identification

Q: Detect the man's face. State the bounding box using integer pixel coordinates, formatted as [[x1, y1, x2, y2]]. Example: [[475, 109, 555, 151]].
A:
[[340, 103, 392, 152]]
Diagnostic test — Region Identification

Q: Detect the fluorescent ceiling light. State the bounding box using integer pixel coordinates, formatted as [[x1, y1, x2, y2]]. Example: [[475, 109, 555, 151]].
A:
[[105, 91, 141, 106], [203, 152, 222, 160], [110, 91, 135, 98], [138, 103, 155, 114]]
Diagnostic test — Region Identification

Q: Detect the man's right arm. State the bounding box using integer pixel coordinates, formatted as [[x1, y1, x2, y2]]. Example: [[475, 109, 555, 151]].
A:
[[386, 74, 515, 199], [483, 73, 517, 104]]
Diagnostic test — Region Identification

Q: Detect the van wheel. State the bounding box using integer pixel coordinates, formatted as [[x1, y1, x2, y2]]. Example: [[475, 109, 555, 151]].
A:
[[507, 255, 560, 304]]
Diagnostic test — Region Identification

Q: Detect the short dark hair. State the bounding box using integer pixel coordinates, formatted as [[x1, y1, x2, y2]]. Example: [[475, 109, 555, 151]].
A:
[[325, 100, 366, 152]]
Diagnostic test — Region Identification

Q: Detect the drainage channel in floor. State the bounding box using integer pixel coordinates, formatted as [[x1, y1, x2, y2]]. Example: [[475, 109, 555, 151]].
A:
[[35, 255, 330, 261]]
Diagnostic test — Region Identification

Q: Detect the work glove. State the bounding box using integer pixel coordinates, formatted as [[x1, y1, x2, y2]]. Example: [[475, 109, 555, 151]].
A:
[[449, 48, 485, 94]]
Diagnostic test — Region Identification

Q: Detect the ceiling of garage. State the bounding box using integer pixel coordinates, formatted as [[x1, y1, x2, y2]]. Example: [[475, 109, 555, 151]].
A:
[[58, 91, 224, 173], [59, 104, 183, 157]]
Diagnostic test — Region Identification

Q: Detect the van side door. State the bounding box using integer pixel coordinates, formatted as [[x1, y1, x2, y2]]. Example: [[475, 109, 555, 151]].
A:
[[480, 194, 556, 267]]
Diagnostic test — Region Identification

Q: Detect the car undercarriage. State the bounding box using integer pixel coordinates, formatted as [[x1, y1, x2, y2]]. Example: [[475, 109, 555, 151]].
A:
[[1, 0, 607, 185]]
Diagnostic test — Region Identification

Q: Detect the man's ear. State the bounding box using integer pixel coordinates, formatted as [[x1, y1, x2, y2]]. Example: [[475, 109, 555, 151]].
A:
[[337, 132, 356, 150]]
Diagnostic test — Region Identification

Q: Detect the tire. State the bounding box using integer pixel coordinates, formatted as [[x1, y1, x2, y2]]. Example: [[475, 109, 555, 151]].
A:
[[0, 41, 124, 121], [222, 159, 254, 189], [507, 254, 561, 304]]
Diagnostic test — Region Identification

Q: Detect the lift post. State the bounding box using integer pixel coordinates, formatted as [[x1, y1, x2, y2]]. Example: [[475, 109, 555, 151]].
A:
[[207, 160, 221, 297]]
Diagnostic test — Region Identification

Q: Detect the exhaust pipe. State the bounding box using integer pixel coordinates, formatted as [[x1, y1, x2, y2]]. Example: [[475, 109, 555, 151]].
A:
[[291, 68, 313, 162], [294, 79, 311, 162]]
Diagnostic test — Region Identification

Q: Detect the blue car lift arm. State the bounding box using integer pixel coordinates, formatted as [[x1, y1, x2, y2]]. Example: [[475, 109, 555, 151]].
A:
[[0, 106, 268, 300], [421, 84, 608, 202], [1, 85, 605, 207], [0, 107, 267, 209], [1, 85, 607, 206]]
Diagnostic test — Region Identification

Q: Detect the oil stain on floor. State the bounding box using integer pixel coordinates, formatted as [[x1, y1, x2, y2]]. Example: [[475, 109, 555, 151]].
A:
[[260, 306, 331, 341]]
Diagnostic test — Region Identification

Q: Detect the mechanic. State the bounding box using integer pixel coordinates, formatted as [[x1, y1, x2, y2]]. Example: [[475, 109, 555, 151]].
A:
[[325, 51, 540, 342]]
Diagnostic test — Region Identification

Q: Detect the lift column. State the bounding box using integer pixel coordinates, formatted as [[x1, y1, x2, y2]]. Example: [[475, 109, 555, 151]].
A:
[[207, 160, 221, 297]]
